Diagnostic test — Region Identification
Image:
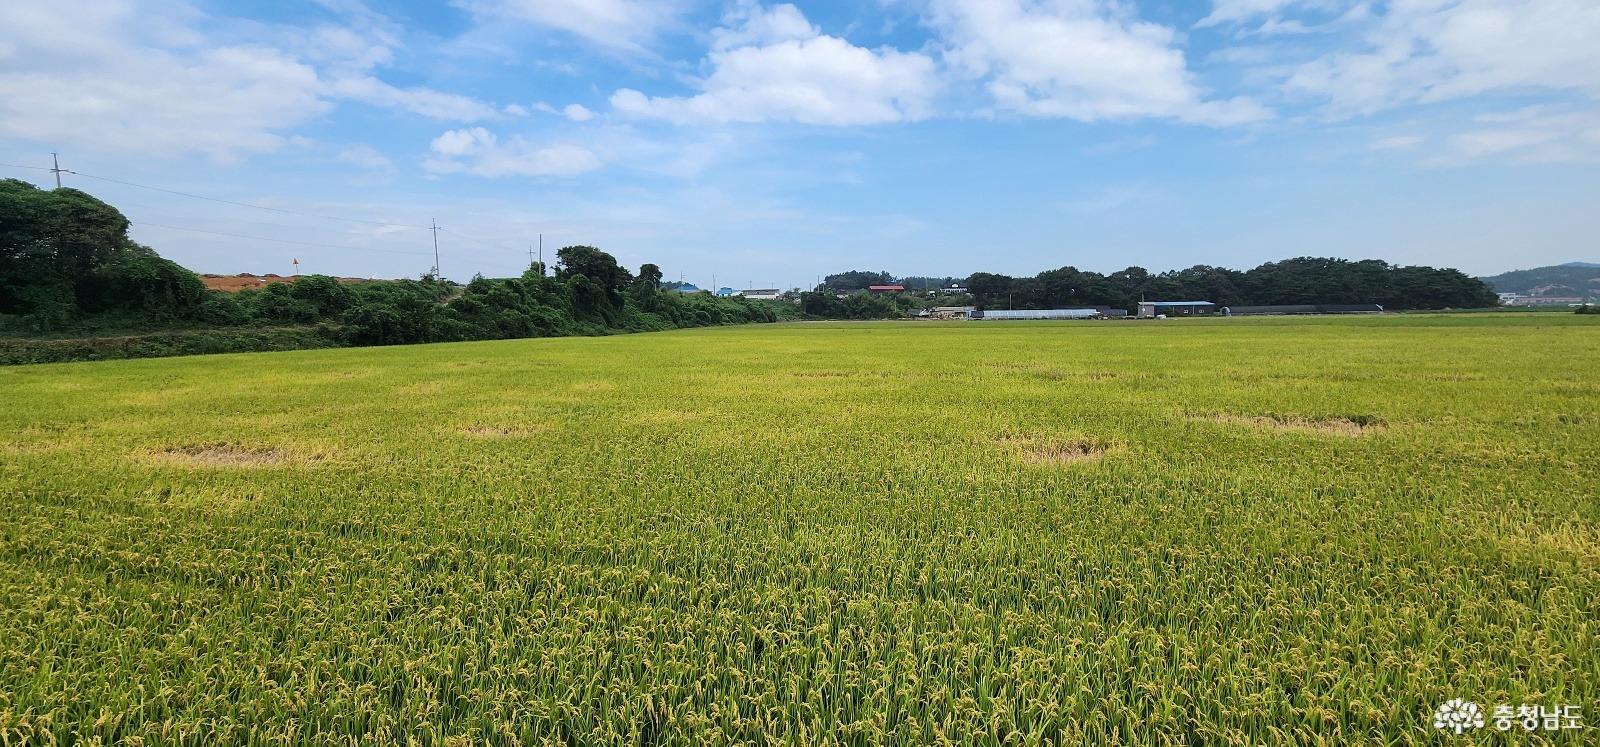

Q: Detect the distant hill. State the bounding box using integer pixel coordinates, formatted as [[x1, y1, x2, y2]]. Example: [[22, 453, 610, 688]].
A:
[[1480, 263, 1600, 297]]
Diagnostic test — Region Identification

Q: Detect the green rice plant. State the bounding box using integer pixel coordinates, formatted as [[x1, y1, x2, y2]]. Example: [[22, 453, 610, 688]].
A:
[[1, 312, 1597, 745]]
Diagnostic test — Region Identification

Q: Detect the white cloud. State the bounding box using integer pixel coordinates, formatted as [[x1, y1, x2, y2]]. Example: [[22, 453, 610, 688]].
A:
[[1284, 0, 1600, 116], [710, 1, 816, 50], [424, 127, 604, 176], [532, 102, 599, 121], [1429, 106, 1600, 166], [322, 75, 501, 121], [927, 0, 1271, 125], [610, 3, 938, 126], [294, 19, 503, 122], [450, 0, 681, 51], [302, 24, 398, 72], [0, 2, 505, 160], [1198, 0, 1319, 28], [1197, 0, 1370, 32], [337, 144, 396, 171], [0, 2, 328, 161], [1369, 134, 1423, 150]]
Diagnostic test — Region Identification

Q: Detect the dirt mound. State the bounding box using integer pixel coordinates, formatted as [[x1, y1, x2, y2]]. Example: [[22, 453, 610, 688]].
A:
[[199, 274, 379, 293]]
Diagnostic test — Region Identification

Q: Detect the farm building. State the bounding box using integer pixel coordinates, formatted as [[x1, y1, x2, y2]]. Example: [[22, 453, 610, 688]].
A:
[[1316, 304, 1385, 314], [673, 284, 704, 293], [740, 289, 782, 300], [867, 285, 906, 293], [1223, 304, 1319, 316], [971, 308, 1099, 320], [1507, 296, 1587, 306], [1222, 304, 1384, 316], [1137, 301, 1215, 318]]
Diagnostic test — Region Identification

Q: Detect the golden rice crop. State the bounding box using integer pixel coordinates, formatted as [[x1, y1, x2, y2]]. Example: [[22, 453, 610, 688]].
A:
[[1, 313, 1597, 745]]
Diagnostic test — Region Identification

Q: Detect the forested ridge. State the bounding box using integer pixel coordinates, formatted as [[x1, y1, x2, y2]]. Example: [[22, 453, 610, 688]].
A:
[[1478, 263, 1600, 298]]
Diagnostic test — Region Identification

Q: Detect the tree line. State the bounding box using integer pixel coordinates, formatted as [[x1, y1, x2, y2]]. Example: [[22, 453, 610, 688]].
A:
[[820, 259, 1497, 312], [2, 179, 1508, 363], [0, 180, 793, 361]]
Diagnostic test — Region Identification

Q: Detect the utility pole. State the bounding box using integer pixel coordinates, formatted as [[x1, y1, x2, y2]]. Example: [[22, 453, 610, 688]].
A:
[[538, 233, 543, 273], [50, 152, 65, 188], [429, 219, 441, 278]]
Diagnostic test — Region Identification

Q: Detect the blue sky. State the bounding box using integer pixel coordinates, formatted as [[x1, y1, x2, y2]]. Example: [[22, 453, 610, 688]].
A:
[[1, 0, 1596, 287]]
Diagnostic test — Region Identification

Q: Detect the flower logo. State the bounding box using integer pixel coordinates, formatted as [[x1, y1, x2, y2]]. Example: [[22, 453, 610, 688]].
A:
[[1434, 699, 1485, 734]]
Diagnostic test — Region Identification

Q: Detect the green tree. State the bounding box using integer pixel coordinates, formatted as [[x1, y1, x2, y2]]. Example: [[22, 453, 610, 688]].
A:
[[1, 179, 140, 322], [822, 270, 894, 293], [965, 272, 1013, 308]]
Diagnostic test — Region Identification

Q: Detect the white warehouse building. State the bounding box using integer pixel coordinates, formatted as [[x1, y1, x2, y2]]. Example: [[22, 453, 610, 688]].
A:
[[971, 309, 1099, 320]]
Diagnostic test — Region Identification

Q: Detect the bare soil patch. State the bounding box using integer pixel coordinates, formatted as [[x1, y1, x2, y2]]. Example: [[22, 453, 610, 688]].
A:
[[1211, 414, 1382, 437], [998, 435, 1110, 465], [458, 424, 543, 438], [150, 444, 287, 467], [200, 274, 377, 293], [631, 410, 701, 424]]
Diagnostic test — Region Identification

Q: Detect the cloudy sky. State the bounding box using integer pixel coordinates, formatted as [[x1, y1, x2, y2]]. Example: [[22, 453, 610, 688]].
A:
[[1, 0, 1596, 286]]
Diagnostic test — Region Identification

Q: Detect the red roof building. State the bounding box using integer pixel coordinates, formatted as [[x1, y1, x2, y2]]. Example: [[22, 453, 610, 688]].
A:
[[867, 285, 906, 292]]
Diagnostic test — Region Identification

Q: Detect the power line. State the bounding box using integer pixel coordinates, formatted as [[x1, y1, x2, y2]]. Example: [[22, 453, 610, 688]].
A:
[[429, 219, 441, 277], [440, 227, 517, 252], [5, 157, 525, 278], [133, 222, 433, 257], [5, 159, 430, 230], [72, 172, 431, 229], [139, 220, 514, 276]]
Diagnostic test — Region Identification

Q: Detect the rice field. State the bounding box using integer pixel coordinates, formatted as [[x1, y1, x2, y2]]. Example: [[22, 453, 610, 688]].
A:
[[2, 313, 1597, 745]]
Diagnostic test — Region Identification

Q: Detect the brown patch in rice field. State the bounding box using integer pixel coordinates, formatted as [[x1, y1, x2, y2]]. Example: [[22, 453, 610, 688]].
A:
[[997, 435, 1111, 465], [1210, 413, 1382, 437], [458, 423, 545, 438], [148, 444, 289, 467], [396, 382, 445, 395]]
